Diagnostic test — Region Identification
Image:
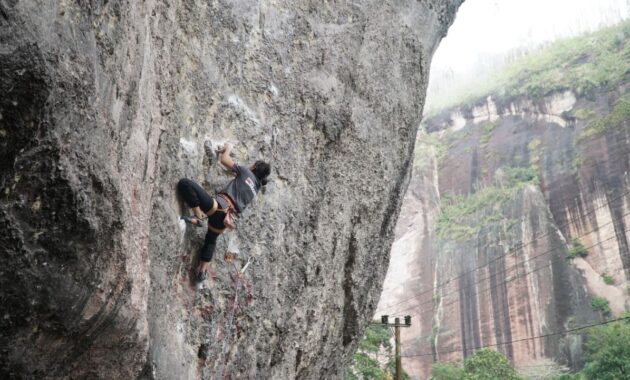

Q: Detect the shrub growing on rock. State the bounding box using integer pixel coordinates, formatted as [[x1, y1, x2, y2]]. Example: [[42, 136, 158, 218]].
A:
[[567, 238, 588, 259], [591, 296, 611, 316], [601, 273, 615, 285]]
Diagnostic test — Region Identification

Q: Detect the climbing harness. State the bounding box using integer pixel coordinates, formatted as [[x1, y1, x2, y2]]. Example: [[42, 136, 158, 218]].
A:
[[204, 195, 235, 235], [217, 193, 238, 230], [204, 198, 224, 234]]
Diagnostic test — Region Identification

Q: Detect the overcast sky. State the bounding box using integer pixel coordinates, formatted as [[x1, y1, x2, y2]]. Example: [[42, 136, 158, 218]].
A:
[[431, 0, 630, 75]]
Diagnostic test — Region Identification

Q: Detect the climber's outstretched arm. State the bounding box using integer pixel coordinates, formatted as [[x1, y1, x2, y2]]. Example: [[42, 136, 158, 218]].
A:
[[219, 143, 235, 169]]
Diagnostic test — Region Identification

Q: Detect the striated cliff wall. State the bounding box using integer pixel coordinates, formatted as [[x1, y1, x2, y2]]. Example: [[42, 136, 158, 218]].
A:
[[379, 81, 630, 378], [0, 1, 461, 379]]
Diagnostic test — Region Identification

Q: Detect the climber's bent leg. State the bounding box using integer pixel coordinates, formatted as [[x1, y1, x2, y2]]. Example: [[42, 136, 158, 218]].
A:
[[195, 211, 226, 282], [177, 178, 214, 219], [198, 228, 219, 268], [196, 230, 218, 282]]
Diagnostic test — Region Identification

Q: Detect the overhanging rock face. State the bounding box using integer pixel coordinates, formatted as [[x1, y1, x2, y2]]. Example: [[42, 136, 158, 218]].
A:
[[0, 1, 461, 378]]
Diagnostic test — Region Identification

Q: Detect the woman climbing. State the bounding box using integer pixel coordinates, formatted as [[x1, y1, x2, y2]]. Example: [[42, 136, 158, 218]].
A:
[[177, 143, 271, 283]]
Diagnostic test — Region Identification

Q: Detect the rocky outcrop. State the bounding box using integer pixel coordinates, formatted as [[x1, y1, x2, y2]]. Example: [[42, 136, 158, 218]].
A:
[[378, 82, 630, 378], [0, 1, 461, 378]]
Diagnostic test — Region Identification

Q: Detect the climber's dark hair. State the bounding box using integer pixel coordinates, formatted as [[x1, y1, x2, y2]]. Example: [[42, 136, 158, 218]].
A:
[[252, 160, 271, 186]]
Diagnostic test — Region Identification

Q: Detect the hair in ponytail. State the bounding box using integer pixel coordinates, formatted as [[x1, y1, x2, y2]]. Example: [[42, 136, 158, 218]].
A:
[[252, 160, 271, 186]]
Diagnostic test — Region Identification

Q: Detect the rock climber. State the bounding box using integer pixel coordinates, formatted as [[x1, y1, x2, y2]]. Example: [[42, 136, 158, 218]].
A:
[[177, 143, 271, 283]]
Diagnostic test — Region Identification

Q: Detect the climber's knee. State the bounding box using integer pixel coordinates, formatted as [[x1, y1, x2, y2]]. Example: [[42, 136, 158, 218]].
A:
[[177, 178, 190, 193]]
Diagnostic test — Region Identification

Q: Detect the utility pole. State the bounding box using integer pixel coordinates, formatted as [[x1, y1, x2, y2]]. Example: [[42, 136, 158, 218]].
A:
[[372, 315, 411, 380], [395, 318, 402, 380]]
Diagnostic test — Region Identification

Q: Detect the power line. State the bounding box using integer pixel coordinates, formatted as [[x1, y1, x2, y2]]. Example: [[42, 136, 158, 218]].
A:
[[388, 213, 630, 316], [395, 254, 630, 349], [380, 242, 627, 358], [379, 243, 630, 358], [516, 363, 570, 369], [379, 149, 630, 297], [420, 237, 627, 319], [381, 179, 630, 311], [401, 316, 630, 358], [380, 208, 628, 315], [398, 228, 629, 320], [378, 187, 630, 314], [381, 148, 630, 296]]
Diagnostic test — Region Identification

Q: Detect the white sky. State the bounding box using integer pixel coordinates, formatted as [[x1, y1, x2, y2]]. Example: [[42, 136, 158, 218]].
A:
[[432, 0, 630, 74]]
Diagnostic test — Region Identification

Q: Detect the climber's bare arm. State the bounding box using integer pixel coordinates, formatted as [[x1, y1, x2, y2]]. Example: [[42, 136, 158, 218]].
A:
[[219, 143, 235, 169]]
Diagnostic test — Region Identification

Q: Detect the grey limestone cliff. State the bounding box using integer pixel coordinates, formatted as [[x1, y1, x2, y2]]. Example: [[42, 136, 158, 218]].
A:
[[0, 1, 461, 378]]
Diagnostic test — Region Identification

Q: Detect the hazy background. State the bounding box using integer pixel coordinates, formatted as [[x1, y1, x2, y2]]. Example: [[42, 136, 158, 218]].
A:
[[425, 0, 630, 113]]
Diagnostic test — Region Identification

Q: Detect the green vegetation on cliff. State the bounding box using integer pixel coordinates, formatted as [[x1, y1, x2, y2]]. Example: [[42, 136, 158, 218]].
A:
[[479, 121, 499, 146], [436, 166, 538, 241], [577, 95, 630, 142], [566, 238, 589, 259], [591, 296, 612, 317], [601, 273, 615, 285], [427, 19, 630, 114], [414, 132, 447, 170]]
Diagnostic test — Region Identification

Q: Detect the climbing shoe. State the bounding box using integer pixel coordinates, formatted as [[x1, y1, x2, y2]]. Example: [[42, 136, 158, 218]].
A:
[[181, 215, 204, 227], [196, 271, 208, 283]]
